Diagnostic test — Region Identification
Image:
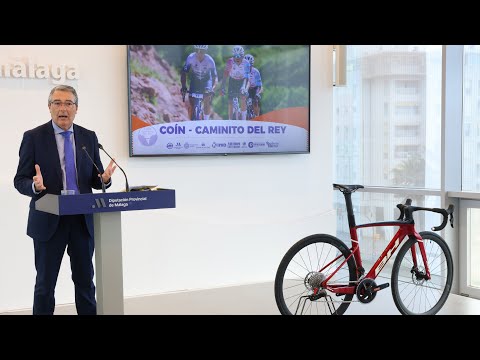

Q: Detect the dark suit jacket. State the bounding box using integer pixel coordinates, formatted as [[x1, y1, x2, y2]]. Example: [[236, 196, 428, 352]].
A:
[[14, 120, 111, 241]]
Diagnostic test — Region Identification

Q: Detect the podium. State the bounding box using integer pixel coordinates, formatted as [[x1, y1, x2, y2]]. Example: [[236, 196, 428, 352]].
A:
[[35, 189, 176, 315]]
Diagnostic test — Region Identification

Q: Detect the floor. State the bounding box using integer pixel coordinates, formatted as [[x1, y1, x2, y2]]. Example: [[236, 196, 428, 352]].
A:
[[2, 281, 480, 315]]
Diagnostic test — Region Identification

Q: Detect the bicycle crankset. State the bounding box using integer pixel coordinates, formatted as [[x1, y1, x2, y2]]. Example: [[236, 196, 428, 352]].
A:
[[356, 278, 390, 303]]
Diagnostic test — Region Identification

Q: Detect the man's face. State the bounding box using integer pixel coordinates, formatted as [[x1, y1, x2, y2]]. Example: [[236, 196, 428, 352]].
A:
[[234, 55, 243, 65], [196, 49, 206, 61], [49, 90, 77, 131]]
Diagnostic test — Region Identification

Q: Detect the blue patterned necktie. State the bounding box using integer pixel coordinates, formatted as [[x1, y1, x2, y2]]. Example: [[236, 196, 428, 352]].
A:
[[60, 131, 79, 194]]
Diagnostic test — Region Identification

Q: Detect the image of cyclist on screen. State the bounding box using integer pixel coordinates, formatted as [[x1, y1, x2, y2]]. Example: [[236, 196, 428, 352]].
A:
[[220, 45, 250, 120], [181, 45, 218, 120], [244, 54, 263, 118]]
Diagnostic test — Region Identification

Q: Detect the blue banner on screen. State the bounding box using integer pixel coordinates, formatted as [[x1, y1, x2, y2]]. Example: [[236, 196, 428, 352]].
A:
[[128, 45, 310, 156]]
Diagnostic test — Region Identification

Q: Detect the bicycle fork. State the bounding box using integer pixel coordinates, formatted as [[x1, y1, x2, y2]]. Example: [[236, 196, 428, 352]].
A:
[[409, 238, 431, 281]]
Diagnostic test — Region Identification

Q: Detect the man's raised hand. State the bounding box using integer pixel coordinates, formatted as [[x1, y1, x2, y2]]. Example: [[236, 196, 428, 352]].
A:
[[33, 164, 46, 192], [101, 159, 117, 183]]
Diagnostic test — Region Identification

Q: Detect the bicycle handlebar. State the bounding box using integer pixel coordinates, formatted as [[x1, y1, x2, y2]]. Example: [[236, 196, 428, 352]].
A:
[[396, 200, 454, 231]]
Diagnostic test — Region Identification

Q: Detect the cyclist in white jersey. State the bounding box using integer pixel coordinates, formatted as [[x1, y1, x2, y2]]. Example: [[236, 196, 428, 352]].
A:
[[181, 45, 218, 120], [244, 54, 263, 117], [220, 45, 250, 120]]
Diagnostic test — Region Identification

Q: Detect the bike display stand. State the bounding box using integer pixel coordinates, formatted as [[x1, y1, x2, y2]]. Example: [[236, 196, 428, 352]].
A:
[[35, 189, 176, 315]]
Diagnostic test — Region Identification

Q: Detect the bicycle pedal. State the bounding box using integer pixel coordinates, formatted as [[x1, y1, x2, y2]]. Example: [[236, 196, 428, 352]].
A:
[[373, 283, 389, 292]]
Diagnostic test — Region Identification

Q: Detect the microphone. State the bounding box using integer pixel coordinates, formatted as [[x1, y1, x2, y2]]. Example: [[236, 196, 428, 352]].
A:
[[82, 145, 106, 193], [98, 143, 130, 192]]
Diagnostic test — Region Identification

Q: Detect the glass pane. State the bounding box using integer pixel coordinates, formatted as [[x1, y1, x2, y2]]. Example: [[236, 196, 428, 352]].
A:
[[334, 45, 442, 189], [462, 46, 480, 191], [467, 208, 480, 288]]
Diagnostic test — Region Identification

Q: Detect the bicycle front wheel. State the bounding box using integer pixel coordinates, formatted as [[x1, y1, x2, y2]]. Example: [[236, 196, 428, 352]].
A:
[[391, 231, 453, 315], [193, 105, 201, 121], [274, 234, 357, 315]]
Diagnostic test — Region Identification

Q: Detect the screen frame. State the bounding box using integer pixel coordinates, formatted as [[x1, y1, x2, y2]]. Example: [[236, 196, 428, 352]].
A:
[[127, 45, 311, 157]]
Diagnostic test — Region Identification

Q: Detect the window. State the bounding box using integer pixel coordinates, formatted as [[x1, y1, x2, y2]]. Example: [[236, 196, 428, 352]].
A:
[[394, 104, 420, 116], [394, 145, 420, 159], [464, 46, 480, 194], [395, 125, 419, 137], [395, 80, 419, 95], [333, 45, 480, 299], [333, 45, 442, 281], [467, 209, 480, 288], [332, 45, 480, 301], [334, 45, 442, 189]]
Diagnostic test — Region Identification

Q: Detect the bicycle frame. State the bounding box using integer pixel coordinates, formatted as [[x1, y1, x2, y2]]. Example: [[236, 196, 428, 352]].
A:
[[322, 196, 430, 296]]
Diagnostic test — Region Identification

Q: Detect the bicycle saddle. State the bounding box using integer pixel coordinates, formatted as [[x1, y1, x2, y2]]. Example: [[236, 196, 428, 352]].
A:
[[333, 184, 364, 193]]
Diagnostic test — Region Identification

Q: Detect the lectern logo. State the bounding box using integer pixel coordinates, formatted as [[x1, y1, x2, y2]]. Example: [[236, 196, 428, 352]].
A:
[[92, 198, 107, 209]]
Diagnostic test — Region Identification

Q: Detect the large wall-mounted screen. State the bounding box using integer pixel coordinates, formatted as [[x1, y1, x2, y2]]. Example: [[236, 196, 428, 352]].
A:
[[128, 45, 310, 156]]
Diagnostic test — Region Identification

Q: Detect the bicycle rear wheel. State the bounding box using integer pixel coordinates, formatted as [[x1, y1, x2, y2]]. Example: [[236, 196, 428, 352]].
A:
[[274, 234, 357, 315], [391, 231, 453, 315]]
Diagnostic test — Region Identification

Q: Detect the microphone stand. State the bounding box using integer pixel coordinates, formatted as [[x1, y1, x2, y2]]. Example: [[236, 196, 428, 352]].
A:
[[98, 143, 130, 192], [82, 146, 106, 193]]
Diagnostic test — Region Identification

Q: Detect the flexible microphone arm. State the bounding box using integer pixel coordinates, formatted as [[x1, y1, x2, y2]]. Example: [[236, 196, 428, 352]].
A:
[[98, 143, 130, 192], [82, 145, 106, 193]]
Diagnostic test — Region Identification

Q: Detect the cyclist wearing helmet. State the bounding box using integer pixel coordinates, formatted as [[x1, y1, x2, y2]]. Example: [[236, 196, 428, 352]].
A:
[[244, 54, 263, 118], [181, 45, 218, 120], [220, 45, 250, 120]]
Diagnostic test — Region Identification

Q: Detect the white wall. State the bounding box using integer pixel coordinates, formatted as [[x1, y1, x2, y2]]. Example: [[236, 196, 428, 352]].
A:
[[0, 45, 334, 312]]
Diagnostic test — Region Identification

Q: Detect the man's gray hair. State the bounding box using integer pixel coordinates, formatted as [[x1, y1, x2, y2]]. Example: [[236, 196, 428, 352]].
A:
[[48, 85, 78, 106]]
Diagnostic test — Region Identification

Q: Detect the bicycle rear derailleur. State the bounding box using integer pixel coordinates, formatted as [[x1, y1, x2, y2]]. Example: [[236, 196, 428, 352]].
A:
[[305, 272, 327, 298], [356, 278, 390, 304]]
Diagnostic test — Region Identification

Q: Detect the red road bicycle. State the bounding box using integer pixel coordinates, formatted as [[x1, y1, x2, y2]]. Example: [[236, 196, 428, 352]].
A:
[[274, 183, 455, 315]]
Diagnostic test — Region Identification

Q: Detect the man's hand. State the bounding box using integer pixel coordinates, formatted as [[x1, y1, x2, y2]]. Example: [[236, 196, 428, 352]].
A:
[[33, 164, 46, 192], [181, 87, 187, 100], [101, 159, 117, 183]]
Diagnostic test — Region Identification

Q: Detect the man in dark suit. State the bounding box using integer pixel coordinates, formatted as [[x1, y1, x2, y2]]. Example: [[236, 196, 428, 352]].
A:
[[14, 85, 116, 315]]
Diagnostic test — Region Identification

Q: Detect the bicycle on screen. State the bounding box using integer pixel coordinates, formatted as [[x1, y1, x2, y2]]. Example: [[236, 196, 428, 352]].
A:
[[274, 183, 455, 315], [246, 97, 255, 120], [246, 91, 261, 120], [231, 96, 241, 120], [183, 90, 214, 121]]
